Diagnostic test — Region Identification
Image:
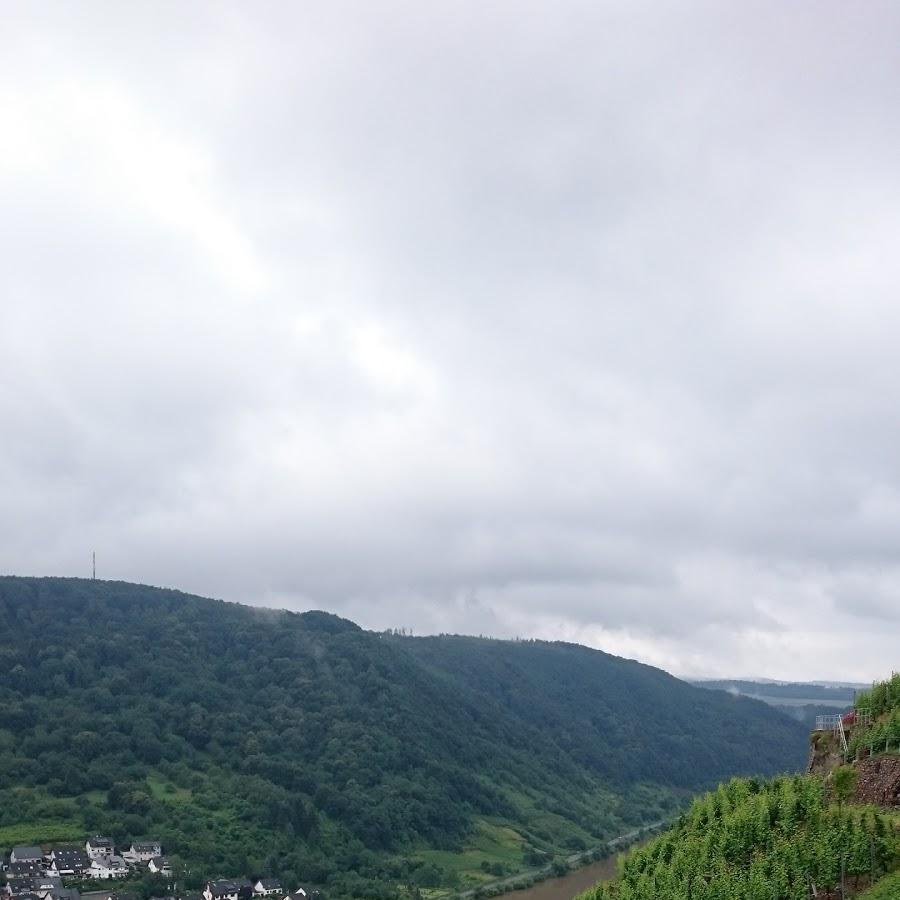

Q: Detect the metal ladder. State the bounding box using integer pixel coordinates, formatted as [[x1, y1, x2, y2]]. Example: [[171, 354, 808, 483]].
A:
[[837, 717, 848, 755]]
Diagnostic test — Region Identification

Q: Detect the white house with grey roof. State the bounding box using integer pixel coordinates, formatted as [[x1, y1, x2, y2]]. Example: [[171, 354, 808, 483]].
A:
[[10, 848, 44, 865], [203, 881, 240, 900], [85, 839, 114, 861], [147, 857, 171, 877], [122, 843, 161, 864], [89, 856, 129, 880]]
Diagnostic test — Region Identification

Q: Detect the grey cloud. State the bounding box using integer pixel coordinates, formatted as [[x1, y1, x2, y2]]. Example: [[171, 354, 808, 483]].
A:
[[1, 1, 899, 680]]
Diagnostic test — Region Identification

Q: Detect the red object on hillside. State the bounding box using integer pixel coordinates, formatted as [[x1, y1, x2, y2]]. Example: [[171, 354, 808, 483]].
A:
[[842, 710, 856, 726]]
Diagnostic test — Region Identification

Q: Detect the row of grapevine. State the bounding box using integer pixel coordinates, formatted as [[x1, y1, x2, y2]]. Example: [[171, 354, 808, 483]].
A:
[[848, 709, 900, 758], [850, 673, 900, 758], [577, 776, 896, 900], [855, 673, 900, 721]]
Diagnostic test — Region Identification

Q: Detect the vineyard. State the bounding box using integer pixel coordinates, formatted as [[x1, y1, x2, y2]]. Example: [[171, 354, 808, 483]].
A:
[[849, 673, 900, 759], [576, 775, 897, 900]]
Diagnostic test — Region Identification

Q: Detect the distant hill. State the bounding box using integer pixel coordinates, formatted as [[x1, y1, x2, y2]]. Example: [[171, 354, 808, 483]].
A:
[[0, 577, 807, 898], [691, 678, 861, 702], [690, 678, 861, 729]]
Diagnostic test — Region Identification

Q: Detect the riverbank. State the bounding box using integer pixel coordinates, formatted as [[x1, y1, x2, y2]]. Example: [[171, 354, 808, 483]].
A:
[[487, 854, 622, 900], [454, 821, 665, 900]]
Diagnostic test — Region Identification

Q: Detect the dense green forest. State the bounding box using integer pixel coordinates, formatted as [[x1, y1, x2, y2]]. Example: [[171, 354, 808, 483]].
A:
[[0, 577, 806, 898], [396, 637, 806, 791], [577, 775, 899, 900]]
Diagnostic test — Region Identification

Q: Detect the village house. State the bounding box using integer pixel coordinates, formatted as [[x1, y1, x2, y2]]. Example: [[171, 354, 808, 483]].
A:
[[5, 874, 38, 898], [251, 881, 281, 897], [146, 858, 170, 877], [7, 863, 45, 879], [5, 879, 73, 900], [280, 890, 320, 900], [121, 844, 161, 865], [88, 857, 129, 881], [30, 877, 63, 898], [46, 888, 81, 900], [85, 840, 114, 862], [10, 849, 44, 866], [203, 881, 240, 900], [53, 890, 81, 900], [49, 847, 89, 878]]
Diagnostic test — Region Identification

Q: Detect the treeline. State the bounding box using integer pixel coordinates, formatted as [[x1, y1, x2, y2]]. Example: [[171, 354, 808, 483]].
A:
[[578, 776, 897, 900]]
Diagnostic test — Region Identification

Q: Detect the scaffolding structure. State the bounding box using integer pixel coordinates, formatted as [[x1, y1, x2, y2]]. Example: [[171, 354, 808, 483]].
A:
[[814, 708, 872, 760]]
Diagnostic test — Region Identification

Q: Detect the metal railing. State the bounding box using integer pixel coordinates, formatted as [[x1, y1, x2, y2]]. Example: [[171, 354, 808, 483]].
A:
[[814, 708, 872, 731], [815, 714, 843, 731]]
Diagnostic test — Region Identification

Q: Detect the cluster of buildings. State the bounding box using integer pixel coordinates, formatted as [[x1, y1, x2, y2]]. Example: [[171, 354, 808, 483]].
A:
[[201, 880, 317, 900], [2, 841, 320, 900], [5, 840, 168, 891]]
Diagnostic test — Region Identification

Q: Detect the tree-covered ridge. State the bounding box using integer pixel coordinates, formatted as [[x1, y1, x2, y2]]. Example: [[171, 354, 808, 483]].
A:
[[0, 577, 806, 898], [395, 635, 807, 791], [577, 776, 898, 900], [850, 673, 900, 758]]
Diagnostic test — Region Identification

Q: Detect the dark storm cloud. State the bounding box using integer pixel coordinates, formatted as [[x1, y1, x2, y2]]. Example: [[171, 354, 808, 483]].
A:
[[1, 1, 899, 679]]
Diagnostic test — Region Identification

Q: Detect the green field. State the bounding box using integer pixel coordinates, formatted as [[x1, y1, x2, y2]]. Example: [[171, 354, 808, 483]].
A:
[[0, 821, 82, 847], [416, 819, 526, 889]]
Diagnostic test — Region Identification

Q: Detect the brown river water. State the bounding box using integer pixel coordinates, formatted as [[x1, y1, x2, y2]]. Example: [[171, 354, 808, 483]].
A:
[[491, 855, 620, 900]]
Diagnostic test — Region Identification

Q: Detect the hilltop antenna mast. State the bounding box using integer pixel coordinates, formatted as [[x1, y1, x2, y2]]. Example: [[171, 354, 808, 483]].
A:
[[92, 551, 96, 581]]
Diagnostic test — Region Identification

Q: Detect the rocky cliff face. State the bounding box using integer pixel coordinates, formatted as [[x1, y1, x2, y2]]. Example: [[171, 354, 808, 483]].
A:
[[808, 722, 900, 810], [808, 730, 845, 776], [854, 755, 900, 808]]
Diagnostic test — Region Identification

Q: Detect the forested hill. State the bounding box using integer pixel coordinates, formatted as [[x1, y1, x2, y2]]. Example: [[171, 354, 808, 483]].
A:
[[0, 577, 806, 898], [393, 635, 806, 791]]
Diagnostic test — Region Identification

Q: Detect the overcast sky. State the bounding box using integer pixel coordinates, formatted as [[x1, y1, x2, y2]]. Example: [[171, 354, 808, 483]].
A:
[[2, 2, 899, 681]]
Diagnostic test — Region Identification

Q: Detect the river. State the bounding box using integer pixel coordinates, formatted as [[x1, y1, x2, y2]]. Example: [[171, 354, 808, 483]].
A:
[[490, 855, 620, 900]]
